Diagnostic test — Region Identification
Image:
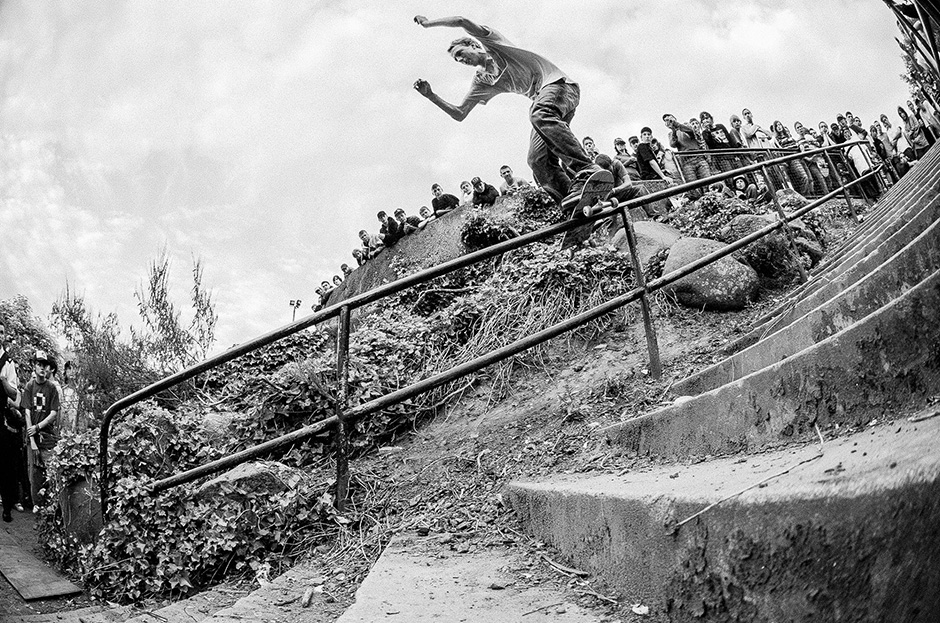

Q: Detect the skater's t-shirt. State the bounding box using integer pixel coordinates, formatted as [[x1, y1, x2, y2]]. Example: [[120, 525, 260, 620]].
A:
[[463, 26, 571, 105]]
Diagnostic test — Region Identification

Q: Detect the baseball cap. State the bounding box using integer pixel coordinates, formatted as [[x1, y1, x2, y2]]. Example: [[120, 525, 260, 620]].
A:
[[471, 176, 482, 184], [34, 349, 57, 372]]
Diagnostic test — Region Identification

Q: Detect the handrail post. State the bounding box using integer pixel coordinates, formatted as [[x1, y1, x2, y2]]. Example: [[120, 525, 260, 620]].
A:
[[620, 206, 662, 379], [334, 305, 351, 511], [760, 164, 809, 283], [823, 150, 859, 223]]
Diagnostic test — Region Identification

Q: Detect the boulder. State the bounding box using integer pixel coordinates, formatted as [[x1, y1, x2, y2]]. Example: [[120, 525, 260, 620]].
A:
[[611, 222, 681, 269], [194, 460, 312, 505], [726, 214, 803, 281], [775, 188, 809, 211], [662, 237, 759, 310], [59, 478, 102, 544], [202, 411, 238, 443]]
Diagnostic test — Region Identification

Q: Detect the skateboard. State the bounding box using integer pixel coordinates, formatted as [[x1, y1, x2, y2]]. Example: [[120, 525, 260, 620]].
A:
[[558, 169, 615, 251]]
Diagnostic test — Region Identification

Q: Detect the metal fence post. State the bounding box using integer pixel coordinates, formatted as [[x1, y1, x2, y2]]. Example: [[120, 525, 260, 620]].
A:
[[822, 150, 859, 223], [760, 165, 809, 283], [335, 305, 351, 511], [619, 206, 663, 379]]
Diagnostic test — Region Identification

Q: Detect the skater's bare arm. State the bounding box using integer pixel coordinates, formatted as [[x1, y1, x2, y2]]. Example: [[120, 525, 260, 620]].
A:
[[413, 79, 478, 122], [413, 15, 487, 37]]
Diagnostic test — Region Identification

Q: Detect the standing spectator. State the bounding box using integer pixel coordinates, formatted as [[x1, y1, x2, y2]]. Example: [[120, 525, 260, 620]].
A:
[[378, 211, 403, 247], [770, 120, 811, 196], [459, 181, 474, 206], [636, 127, 671, 181], [830, 122, 846, 145], [24, 350, 60, 509], [899, 106, 930, 159], [341, 263, 353, 277], [431, 183, 460, 217], [651, 138, 681, 180], [688, 118, 708, 150], [471, 176, 499, 207], [58, 360, 81, 436], [879, 114, 905, 178], [916, 96, 940, 140], [412, 15, 598, 207], [664, 113, 711, 195], [907, 100, 934, 144], [498, 165, 530, 194], [728, 114, 745, 147], [0, 323, 22, 522], [741, 108, 772, 149], [818, 121, 837, 146], [700, 111, 740, 173], [870, 123, 897, 183]]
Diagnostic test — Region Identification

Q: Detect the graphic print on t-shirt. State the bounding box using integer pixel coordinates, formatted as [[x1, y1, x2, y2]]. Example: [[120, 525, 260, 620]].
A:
[[33, 393, 46, 411]]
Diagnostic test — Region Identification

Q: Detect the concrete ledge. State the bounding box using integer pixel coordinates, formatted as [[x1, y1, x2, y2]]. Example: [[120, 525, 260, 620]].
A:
[[674, 215, 940, 396], [508, 415, 940, 621], [607, 269, 940, 459]]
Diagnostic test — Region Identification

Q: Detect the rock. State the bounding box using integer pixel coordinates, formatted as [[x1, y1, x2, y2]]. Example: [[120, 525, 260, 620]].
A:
[[629, 207, 649, 222], [775, 188, 809, 211], [58, 477, 102, 544], [202, 411, 238, 442], [662, 237, 759, 310], [795, 236, 824, 266], [194, 460, 310, 505], [726, 214, 803, 281], [611, 222, 681, 269]]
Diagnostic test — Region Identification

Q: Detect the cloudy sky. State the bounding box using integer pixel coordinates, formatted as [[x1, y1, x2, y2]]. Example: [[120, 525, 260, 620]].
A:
[[0, 0, 913, 350]]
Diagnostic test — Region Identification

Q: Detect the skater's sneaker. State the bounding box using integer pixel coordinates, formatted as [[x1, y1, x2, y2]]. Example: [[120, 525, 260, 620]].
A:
[[14, 503, 24, 512], [2, 511, 11, 523], [562, 164, 604, 211]]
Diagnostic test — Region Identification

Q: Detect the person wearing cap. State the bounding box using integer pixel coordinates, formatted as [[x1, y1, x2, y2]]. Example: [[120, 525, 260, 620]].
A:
[[413, 15, 599, 208], [394, 207, 425, 234], [23, 349, 61, 510], [470, 176, 499, 207], [0, 323, 23, 522]]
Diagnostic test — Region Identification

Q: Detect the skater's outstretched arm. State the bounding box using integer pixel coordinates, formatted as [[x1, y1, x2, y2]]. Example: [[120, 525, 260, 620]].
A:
[[413, 78, 478, 122], [413, 15, 487, 37]]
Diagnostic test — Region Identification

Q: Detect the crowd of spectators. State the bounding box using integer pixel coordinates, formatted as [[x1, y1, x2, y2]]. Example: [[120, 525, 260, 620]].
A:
[[314, 96, 937, 310]]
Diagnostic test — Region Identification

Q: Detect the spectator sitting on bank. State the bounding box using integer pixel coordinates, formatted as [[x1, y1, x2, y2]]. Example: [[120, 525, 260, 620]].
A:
[[636, 127, 671, 181], [341, 263, 353, 277], [582, 136, 598, 161], [358, 229, 384, 259], [319, 281, 333, 306], [498, 165, 531, 194], [459, 180, 474, 206], [613, 137, 641, 180], [419, 205, 436, 224], [395, 207, 426, 234], [732, 175, 770, 204], [378, 210, 404, 247], [313, 288, 324, 311], [708, 181, 736, 199], [650, 137, 680, 180], [431, 183, 460, 217], [471, 176, 499, 207], [332, 275, 343, 288], [352, 248, 366, 266], [594, 154, 648, 205]]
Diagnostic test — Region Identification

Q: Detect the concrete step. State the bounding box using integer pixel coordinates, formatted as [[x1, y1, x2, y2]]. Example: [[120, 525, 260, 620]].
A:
[[732, 150, 940, 355], [606, 267, 940, 459], [674, 209, 940, 397], [507, 412, 940, 621], [0, 606, 132, 623], [336, 536, 605, 623]]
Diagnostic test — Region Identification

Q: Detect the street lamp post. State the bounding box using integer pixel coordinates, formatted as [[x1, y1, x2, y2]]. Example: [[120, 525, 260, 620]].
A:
[[289, 299, 302, 322]]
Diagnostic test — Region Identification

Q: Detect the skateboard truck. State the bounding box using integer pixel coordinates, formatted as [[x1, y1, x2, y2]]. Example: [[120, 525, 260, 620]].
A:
[[583, 196, 618, 218]]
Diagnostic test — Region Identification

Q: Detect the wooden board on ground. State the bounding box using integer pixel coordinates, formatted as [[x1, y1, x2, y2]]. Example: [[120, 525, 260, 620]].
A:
[[0, 527, 81, 601], [559, 169, 614, 251]]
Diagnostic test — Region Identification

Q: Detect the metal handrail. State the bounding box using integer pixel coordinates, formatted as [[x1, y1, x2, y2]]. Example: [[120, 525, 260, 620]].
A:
[[99, 141, 873, 518]]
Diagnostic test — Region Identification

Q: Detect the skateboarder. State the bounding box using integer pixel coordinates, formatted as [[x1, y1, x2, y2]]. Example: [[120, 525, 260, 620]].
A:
[[413, 14, 599, 207]]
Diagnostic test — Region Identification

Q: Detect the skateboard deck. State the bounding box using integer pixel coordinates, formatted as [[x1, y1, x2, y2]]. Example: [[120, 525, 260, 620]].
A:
[[559, 170, 615, 251]]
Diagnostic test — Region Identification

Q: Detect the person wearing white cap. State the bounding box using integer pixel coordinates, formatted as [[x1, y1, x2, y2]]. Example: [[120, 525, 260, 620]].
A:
[[23, 349, 61, 510]]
